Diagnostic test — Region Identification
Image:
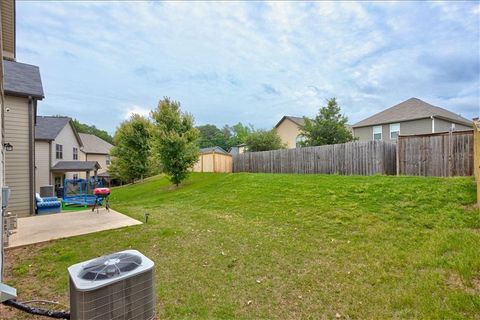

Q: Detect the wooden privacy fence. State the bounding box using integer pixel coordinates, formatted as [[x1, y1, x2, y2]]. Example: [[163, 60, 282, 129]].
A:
[[397, 130, 474, 177], [192, 151, 232, 173], [233, 140, 397, 175], [473, 120, 480, 206]]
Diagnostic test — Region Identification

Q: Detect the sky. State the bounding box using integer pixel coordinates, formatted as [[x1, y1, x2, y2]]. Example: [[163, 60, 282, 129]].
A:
[[17, 1, 480, 134]]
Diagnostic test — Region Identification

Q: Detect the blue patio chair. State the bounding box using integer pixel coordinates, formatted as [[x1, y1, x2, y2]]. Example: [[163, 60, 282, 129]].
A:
[[36, 193, 61, 214]]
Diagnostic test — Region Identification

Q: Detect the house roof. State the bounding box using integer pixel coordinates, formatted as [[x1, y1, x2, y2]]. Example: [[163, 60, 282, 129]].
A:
[[4, 60, 44, 99], [35, 116, 83, 146], [352, 98, 472, 128], [35, 116, 71, 140], [51, 161, 101, 172], [79, 133, 113, 155], [200, 146, 230, 155], [274, 116, 306, 128]]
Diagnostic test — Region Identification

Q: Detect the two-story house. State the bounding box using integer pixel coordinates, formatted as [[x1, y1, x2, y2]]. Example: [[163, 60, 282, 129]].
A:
[[35, 116, 100, 193], [352, 98, 472, 142], [2, 0, 44, 217]]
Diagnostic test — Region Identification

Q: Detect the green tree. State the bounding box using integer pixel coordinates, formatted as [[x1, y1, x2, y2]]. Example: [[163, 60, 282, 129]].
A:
[[300, 98, 354, 146], [109, 114, 152, 183], [151, 97, 200, 186], [245, 129, 285, 152], [197, 124, 229, 150], [72, 119, 114, 144], [225, 122, 254, 148]]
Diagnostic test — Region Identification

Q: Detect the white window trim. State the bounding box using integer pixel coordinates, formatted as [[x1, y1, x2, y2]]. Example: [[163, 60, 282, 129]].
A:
[[389, 123, 400, 140], [372, 126, 382, 140]]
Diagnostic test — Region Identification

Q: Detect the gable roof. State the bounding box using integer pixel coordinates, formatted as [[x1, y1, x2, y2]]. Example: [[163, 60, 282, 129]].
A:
[[4, 60, 44, 99], [200, 146, 230, 155], [275, 116, 306, 128], [79, 133, 113, 155], [35, 116, 71, 140], [352, 98, 472, 128], [35, 116, 83, 146]]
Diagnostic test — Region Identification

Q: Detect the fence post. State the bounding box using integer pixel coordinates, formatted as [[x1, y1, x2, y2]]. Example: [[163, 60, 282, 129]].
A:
[[473, 119, 480, 207], [396, 137, 400, 176]]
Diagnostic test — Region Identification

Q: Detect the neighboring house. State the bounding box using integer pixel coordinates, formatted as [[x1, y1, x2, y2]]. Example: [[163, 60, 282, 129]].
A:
[[2, 0, 44, 217], [78, 133, 114, 180], [275, 116, 305, 149], [275, 116, 353, 149], [35, 116, 100, 193], [352, 98, 473, 142]]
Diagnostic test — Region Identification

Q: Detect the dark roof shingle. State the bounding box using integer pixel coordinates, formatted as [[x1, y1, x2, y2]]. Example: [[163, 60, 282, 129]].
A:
[[353, 98, 472, 128], [35, 116, 71, 140], [4, 60, 44, 99], [51, 161, 101, 171], [200, 146, 229, 155]]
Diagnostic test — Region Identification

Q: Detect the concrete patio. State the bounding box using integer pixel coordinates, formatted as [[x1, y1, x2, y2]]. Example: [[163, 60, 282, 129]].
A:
[[7, 208, 142, 248]]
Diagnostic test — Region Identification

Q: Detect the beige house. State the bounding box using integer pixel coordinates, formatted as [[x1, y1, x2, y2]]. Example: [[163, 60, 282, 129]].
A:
[[352, 98, 472, 142], [1, 1, 44, 217], [78, 133, 114, 179], [35, 116, 101, 193], [274, 116, 306, 149]]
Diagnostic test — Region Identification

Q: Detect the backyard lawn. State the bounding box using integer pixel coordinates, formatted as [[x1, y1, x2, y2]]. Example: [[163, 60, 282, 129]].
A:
[[2, 173, 479, 319]]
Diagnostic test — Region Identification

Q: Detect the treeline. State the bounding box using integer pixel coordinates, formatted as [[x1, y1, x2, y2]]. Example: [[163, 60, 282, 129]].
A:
[[72, 119, 114, 144], [110, 97, 354, 186]]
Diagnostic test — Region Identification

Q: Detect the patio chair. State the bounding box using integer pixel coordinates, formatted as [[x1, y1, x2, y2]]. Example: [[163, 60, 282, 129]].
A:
[[35, 193, 61, 214]]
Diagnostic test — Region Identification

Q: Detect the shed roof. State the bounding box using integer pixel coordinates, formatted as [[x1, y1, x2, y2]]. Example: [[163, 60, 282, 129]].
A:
[[51, 161, 101, 172], [79, 133, 113, 154], [352, 98, 472, 128], [200, 146, 229, 155], [4, 60, 44, 99]]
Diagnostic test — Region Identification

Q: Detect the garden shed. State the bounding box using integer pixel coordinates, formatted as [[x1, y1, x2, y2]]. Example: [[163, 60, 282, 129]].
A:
[[193, 147, 232, 173]]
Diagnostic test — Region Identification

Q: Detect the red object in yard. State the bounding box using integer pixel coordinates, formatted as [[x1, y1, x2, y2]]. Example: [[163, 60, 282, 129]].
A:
[[94, 188, 111, 196]]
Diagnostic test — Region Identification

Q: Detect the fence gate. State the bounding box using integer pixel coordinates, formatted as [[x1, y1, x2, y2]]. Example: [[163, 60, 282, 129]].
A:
[[397, 130, 474, 177]]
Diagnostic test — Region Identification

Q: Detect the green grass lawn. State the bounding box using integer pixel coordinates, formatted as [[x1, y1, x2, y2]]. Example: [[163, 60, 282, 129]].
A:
[[3, 173, 480, 319]]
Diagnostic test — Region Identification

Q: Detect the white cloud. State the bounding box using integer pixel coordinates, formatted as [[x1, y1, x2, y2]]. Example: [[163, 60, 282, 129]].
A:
[[123, 105, 151, 120]]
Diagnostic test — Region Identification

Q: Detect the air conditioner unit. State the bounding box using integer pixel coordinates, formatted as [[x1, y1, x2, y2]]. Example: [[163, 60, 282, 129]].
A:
[[68, 249, 155, 320]]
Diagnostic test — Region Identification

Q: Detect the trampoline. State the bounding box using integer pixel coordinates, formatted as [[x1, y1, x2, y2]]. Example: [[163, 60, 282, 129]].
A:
[[62, 178, 105, 209]]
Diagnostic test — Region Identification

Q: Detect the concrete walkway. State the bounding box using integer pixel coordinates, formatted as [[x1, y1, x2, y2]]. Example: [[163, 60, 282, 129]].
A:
[[7, 208, 142, 248]]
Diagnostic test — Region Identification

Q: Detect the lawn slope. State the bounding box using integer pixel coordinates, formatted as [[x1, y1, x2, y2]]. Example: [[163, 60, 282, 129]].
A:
[[3, 173, 480, 319]]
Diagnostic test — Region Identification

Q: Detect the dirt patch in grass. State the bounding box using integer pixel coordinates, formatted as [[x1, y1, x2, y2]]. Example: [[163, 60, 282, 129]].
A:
[[446, 272, 479, 295]]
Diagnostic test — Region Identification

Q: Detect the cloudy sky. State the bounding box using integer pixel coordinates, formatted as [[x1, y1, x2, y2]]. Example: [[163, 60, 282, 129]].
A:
[[17, 1, 479, 134]]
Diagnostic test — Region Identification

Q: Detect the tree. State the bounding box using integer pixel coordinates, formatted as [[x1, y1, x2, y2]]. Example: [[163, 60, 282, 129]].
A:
[[225, 122, 254, 148], [197, 124, 229, 150], [245, 129, 285, 152], [109, 114, 152, 183], [72, 119, 114, 144], [151, 97, 200, 186], [300, 98, 354, 146]]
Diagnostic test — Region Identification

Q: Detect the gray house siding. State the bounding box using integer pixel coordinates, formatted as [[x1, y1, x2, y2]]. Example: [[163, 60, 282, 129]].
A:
[[434, 118, 471, 132], [353, 118, 432, 142]]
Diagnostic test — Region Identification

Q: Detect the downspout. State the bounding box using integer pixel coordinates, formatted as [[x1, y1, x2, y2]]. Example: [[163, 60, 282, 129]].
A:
[[28, 97, 34, 215], [431, 116, 435, 133]]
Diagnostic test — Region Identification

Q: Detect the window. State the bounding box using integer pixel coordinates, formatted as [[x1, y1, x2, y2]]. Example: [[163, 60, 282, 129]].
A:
[[451, 123, 456, 131], [73, 174, 78, 180], [373, 126, 382, 140], [73, 147, 78, 160], [390, 123, 400, 140], [295, 135, 306, 148], [106, 155, 111, 165], [56, 144, 63, 159]]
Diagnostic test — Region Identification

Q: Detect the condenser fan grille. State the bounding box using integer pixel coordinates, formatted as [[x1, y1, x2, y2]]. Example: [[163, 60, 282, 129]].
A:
[[79, 252, 142, 281]]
